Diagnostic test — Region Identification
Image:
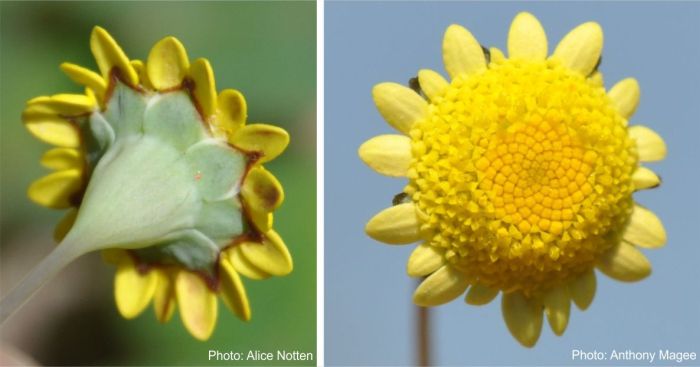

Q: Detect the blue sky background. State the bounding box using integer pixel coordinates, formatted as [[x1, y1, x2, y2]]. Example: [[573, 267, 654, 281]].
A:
[[325, 2, 700, 366]]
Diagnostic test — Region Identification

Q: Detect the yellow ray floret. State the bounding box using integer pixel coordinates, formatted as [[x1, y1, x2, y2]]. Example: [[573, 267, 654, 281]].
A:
[[152, 270, 176, 323], [114, 254, 158, 319], [216, 89, 248, 136], [237, 230, 293, 276], [147, 37, 190, 90], [608, 78, 640, 119], [25, 94, 95, 116], [90, 26, 138, 85], [40, 148, 83, 171], [227, 246, 272, 280], [365, 203, 422, 245], [242, 167, 285, 232], [406, 243, 444, 277], [176, 271, 218, 341], [596, 241, 651, 282], [60, 63, 107, 101], [358, 134, 412, 177], [551, 22, 603, 75], [413, 266, 469, 307], [372, 83, 427, 134], [219, 258, 251, 321], [632, 166, 660, 190], [629, 125, 667, 161], [23, 114, 81, 148], [542, 286, 570, 335], [568, 269, 596, 310], [623, 205, 666, 248], [242, 167, 284, 211], [502, 292, 543, 348], [442, 25, 486, 78], [508, 12, 548, 60], [231, 124, 290, 163], [464, 283, 499, 306], [417, 70, 448, 101], [188, 58, 218, 118], [28, 169, 82, 209]]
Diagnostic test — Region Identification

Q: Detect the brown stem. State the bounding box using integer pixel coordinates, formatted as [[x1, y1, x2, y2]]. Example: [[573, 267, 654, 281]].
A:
[[416, 279, 431, 366]]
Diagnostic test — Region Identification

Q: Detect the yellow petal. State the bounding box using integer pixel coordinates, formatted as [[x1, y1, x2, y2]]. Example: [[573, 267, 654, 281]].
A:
[[632, 166, 660, 190], [358, 134, 412, 177], [24, 115, 80, 148], [176, 271, 218, 341], [589, 71, 604, 87], [130, 59, 144, 74], [543, 286, 570, 336], [629, 125, 666, 162], [114, 258, 158, 319], [508, 12, 547, 60], [41, 148, 83, 171], [372, 83, 427, 134], [623, 205, 666, 248], [188, 58, 217, 118], [442, 24, 486, 79], [131, 59, 153, 90], [227, 247, 270, 280], [465, 283, 499, 306], [365, 203, 422, 244], [608, 78, 640, 119], [60, 63, 107, 99], [596, 242, 651, 282], [53, 208, 78, 242], [501, 292, 543, 348], [153, 270, 176, 323], [568, 269, 596, 310], [231, 124, 290, 163], [552, 22, 603, 75], [489, 47, 506, 64], [219, 258, 251, 321], [84, 87, 97, 106], [147, 36, 190, 90], [90, 26, 138, 85], [406, 243, 444, 277], [28, 169, 82, 209], [242, 167, 284, 213], [417, 69, 448, 101], [239, 230, 293, 276], [217, 89, 247, 132], [413, 265, 469, 306], [249, 209, 273, 233], [25, 94, 95, 116]]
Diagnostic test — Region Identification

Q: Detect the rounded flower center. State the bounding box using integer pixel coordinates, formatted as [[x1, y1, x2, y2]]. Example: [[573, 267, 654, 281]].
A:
[[407, 59, 638, 294]]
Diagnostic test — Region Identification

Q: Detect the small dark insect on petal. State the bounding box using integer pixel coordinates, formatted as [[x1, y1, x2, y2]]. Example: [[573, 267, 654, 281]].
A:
[[392, 192, 411, 206], [408, 76, 425, 99], [589, 56, 602, 77], [481, 45, 491, 65]]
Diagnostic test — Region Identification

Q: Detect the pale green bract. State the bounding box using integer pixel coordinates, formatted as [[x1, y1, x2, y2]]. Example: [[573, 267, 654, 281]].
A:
[[67, 80, 250, 274]]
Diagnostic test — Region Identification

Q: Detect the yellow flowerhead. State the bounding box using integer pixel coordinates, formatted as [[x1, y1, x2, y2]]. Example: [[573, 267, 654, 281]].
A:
[[16, 27, 293, 340], [359, 12, 666, 347]]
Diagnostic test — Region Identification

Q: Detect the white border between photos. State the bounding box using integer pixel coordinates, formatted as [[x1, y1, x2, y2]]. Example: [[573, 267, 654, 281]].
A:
[[316, 0, 325, 365]]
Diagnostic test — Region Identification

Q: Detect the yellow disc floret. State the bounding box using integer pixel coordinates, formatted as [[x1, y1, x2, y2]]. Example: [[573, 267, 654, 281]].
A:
[[407, 58, 637, 295]]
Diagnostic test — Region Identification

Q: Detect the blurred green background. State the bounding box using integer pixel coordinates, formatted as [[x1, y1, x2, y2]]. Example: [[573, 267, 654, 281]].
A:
[[0, 1, 316, 365]]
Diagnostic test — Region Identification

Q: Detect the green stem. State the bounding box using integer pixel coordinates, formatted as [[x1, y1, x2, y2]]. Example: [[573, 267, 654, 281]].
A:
[[417, 279, 431, 366], [0, 241, 81, 324]]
